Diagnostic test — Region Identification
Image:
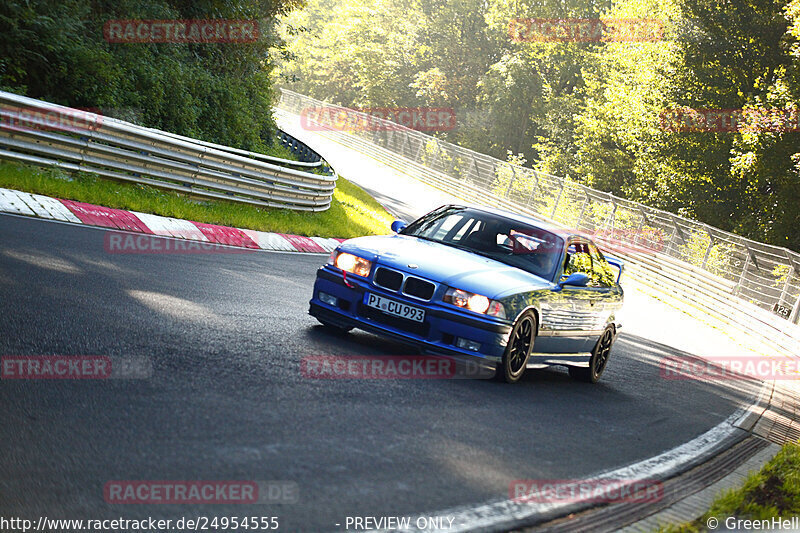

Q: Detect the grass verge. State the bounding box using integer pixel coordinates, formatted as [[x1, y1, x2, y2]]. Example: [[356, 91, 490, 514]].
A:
[[0, 160, 394, 239], [659, 443, 800, 532]]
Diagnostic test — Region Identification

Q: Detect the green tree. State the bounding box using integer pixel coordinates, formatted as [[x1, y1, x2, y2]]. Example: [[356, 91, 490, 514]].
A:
[[663, 0, 799, 245], [275, 0, 800, 250], [0, 0, 301, 151], [571, 0, 681, 206]]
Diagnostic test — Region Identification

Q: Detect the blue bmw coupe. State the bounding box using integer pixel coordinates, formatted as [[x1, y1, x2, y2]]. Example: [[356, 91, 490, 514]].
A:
[[309, 204, 624, 383]]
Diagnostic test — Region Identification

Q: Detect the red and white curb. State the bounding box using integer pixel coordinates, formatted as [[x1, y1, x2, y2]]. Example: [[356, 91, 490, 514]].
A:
[[0, 187, 344, 254]]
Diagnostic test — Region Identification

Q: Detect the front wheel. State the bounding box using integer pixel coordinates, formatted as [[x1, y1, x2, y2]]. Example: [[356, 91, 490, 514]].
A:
[[569, 325, 615, 383], [496, 311, 537, 383]]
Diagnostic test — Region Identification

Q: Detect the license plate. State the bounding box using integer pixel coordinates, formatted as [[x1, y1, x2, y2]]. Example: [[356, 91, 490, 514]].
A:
[[365, 293, 426, 323]]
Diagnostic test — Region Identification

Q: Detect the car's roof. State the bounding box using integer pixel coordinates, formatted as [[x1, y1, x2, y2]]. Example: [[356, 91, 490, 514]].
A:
[[444, 203, 582, 240]]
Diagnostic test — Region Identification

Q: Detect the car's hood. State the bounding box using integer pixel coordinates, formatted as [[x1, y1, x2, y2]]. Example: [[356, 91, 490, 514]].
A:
[[340, 234, 553, 299]]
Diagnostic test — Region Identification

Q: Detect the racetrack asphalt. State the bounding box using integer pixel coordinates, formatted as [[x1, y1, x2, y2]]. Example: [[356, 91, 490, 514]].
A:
[[0, 213, 760, 531]]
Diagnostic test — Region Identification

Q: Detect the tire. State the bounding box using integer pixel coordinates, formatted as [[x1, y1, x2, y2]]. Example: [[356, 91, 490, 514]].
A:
[[316, 318, 353, 333], [496, 311, 537, 383], [569, 325, 615, 383]]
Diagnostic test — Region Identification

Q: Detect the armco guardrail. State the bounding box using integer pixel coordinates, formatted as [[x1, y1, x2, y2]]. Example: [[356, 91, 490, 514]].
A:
[[278, 130, 326, 166], [0, 91, 337, 211], [149, 122, 331, 171], [276, 89, 800, 357]]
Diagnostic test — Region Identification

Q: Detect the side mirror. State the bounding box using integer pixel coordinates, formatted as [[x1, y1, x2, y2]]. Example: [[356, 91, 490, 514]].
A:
[[554, 272, 590, 291], [391, 220, 407, 233]]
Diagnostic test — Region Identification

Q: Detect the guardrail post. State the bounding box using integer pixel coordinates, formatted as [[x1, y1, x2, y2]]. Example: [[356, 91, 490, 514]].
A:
[[666, 218, 686, 258], [430, 142, 443, 170], [734, 250, 751, 296], [522, 170, 540, 211], [550, 180, 565, 220], [778, 251, 796, 307], [378, 128, 389, 148], [531, 170, 540, 199], [397, 131, 408, 156], [700, 231, 716, 270], [505, 166, 516, 198], [475, 157, 490, 190], [575, 190, 590, 228], [635, 208, 652, 250], [636, 210, 646, 233], [791, 293, 800, 324], [606, 197, 617, 233], [524, 187, 536, 211], [445, 147, 457, 176], [414, 136, 425, 162], [468, 155, 479, 181], [383, 127, 392, 150]]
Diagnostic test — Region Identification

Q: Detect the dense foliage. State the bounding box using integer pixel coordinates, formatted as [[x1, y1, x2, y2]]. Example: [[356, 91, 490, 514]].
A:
[[0, 0, 302, 151], [276, 0, 800, 249]]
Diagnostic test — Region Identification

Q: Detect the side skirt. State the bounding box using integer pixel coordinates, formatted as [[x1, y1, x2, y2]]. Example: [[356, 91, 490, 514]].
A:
[[527, 352, 592, 369]]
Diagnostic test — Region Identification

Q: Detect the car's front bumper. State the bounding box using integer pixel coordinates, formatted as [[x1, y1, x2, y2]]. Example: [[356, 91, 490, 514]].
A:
[[309, 266, 512, 363]]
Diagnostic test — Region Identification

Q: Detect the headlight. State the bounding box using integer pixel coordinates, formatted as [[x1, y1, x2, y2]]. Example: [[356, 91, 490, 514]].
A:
[[333, 251, 372, 278], [444, 288, 506, 318]]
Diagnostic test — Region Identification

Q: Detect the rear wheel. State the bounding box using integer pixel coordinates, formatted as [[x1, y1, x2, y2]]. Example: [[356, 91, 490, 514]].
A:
[[569, 326, 615, 383], [496, 311, 537, 383]]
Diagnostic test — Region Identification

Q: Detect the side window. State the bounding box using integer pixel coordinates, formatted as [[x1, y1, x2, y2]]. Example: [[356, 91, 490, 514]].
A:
[[562, 242, 593, 279], [588, 243, 616, 287]]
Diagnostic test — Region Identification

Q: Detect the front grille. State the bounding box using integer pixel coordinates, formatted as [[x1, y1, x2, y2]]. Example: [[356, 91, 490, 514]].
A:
[[374, 267, 403, 291], [373, 266, 437, 301], [359, 304, 430, 337], [403, 277, 435, 300]]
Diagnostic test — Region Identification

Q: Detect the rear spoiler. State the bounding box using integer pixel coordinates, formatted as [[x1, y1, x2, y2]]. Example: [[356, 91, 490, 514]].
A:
[[605, 254, 625, 284]]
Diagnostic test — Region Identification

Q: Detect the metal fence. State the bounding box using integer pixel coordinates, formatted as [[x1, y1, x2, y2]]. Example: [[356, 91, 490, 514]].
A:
[[278, 88, 800, 325], [0, 91, 337, 212]]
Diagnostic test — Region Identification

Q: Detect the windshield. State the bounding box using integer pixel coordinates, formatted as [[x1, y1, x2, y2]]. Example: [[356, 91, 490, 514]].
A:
[[401, 206, 564, 280]]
